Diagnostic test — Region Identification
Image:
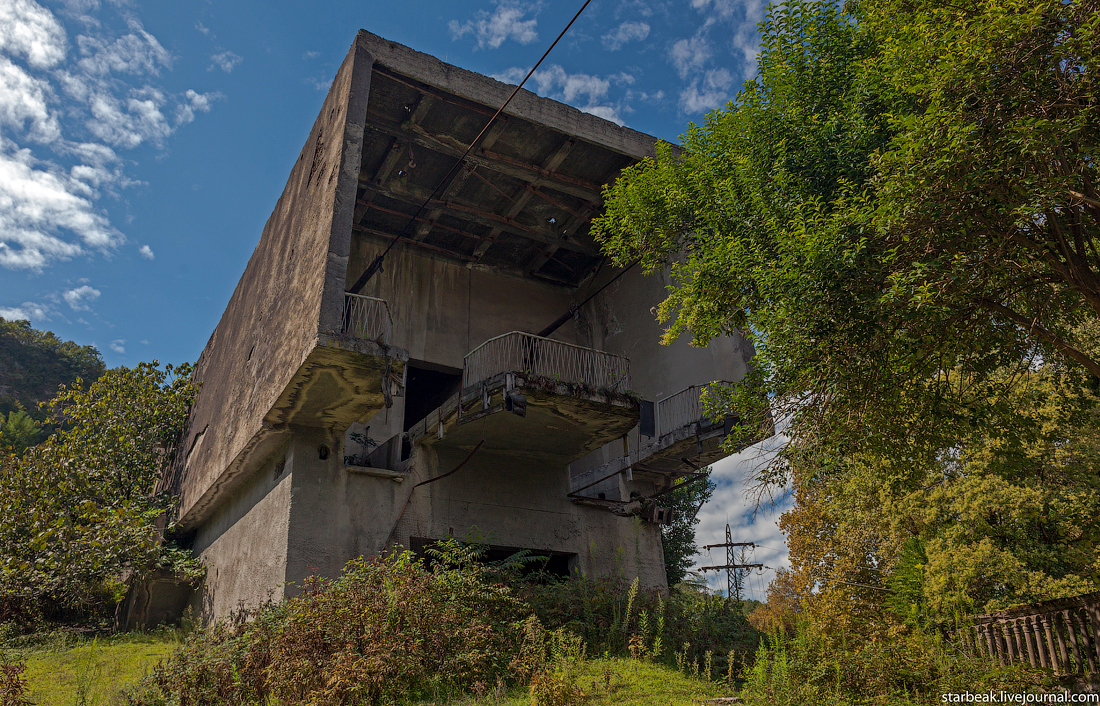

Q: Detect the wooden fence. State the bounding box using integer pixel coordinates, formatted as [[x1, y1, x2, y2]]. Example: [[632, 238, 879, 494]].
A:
[[953, 592, 1100, 676]]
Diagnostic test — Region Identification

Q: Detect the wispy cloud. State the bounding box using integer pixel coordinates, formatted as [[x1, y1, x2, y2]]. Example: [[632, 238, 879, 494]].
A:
[[493, 64, 630, 125], [667, 0, 766, 114], [601, 21, 650, 51], [679, 67, 733, 113], [138, 244, 153, 259], [209, 50, 241, 73], [62, 283, 99, 310], [0, 0, 216, 273], [108, 338, 124, 353], [669, 35, 711, 78], [0, 300, 53, 322], [448, 1, 539, 50]]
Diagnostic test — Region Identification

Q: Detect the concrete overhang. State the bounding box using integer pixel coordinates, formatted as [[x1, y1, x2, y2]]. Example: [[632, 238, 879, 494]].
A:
[[350, 30, 673, 289]]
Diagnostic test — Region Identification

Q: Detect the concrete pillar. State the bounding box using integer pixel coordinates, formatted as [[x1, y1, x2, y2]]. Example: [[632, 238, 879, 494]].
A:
[[1012, 620, 1032, 667]]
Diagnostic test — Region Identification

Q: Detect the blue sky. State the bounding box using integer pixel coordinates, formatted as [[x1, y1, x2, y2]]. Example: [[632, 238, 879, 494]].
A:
[[0, 0, 788, 591]]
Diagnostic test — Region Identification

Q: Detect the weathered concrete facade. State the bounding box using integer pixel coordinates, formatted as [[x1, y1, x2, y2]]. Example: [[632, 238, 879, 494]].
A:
[[164, 31, 758, 623]]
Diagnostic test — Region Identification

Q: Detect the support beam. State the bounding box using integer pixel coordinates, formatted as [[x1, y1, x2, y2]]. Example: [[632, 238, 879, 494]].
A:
[[363, 122, 603, 202]]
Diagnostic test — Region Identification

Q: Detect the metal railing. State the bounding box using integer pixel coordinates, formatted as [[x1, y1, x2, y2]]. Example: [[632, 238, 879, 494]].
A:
[[342, 293, 392, 343], [655, 381, 733, 437], [463, 331, 631, 394]]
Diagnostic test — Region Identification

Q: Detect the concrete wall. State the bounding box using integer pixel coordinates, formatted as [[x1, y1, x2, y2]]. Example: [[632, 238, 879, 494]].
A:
[[390, 445, 666, 587], [165, 37, 376, 528], [349, 244, 583, 369], [190, 445, 294, 622]]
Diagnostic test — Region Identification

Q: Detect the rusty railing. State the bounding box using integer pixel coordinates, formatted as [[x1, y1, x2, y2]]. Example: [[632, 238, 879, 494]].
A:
[[655, 381, 733, 437], [952, 592, 1100, 676], [463, 331, 631, 394], [342, 293, 392, 343]]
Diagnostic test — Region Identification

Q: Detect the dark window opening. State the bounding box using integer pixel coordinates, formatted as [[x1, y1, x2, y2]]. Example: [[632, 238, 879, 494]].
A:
[[410, 537, 574, 579], [402, 362, 462, 433]]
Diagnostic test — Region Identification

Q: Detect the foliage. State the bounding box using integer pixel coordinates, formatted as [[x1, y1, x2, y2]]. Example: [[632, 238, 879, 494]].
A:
[[0, 412, 38, 458], [747, 568, 800, 636], [593, 0, 1100, 638], [594, 0, 1100, 484], [739, 621, 1053, 706], [660, 468, 715, 587], [521, 575, 759, 680], [0, 362, 197, 623], [134, 544, 540, 706], [0, 318, 104, 434]]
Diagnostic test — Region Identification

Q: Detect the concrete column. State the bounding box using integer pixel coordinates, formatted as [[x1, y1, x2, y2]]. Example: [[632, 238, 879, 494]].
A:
[[1028, 616, 1048, 669], [1053, 612, 1070, 674], [1064, 610, 1083, 675], [1012, 620, 1032, 667], [1042, 615, 1060, 673]]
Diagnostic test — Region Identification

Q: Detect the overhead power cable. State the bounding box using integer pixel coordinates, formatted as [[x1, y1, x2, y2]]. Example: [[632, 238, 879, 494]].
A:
[[349, 0, 595, 295]]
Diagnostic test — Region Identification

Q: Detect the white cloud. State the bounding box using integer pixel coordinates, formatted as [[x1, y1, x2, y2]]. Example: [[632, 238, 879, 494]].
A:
[[138, 244, 153, 259], [693, 434, 793, 598], [175, 88, 217, 125], [0, 301, 53, 321], [302, 50, 319, 60], [0, 2, 215, 271], [85, 87, 172, 149], [75, 21, 172, 77], [669, 35, 711, 78], [62, 283, 100, 310], [195, 21, 212, 38], [493, 63, 627, 125], [601, 21, 650, 51], [209, 50, 241, 73], [108, 338, 124, 353], [0, 0, 67, 69], [679, 67, 733, 113], [0, 139, 121, 269], [0, 56, 61, 141], [448, 1, 539, 50]]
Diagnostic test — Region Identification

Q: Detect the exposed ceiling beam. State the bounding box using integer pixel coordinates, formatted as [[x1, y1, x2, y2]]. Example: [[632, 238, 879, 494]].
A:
[[363, 122, 603, 203], [356, 181, 600, 256]]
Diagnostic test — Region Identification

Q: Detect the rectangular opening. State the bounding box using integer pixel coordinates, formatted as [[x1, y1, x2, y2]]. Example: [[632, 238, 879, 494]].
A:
[[402, 361, 463, 433], [410, 537, 575, 579]]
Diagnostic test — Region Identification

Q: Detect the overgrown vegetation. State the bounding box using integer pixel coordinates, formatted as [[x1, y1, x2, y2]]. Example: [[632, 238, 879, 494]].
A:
[[594, 0, 1100, 697], [123, 542, 757, 705], [0, 361, 199, 628], [0, 318, 105, 455]]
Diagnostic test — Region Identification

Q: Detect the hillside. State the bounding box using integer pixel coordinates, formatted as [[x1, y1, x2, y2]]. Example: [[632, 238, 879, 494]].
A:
[[0, 317, 105, 429]]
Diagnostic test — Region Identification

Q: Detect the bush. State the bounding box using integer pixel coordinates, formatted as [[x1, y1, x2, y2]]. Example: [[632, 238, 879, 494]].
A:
[[739, 621, 1054, 705], [134, 543, 542, 705], [521, 575, 760, 680]]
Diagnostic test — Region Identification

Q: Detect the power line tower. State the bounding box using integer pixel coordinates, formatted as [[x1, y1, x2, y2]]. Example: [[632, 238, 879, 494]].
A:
[[700, 524, 763, 606]]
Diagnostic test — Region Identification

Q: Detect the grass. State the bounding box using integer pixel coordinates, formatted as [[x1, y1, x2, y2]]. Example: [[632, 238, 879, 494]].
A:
[[429, 657, 736, 706], [13, 630, 180, 706]]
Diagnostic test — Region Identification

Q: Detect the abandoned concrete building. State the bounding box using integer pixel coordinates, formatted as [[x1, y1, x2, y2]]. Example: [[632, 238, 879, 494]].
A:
[[160, 30, 758, 623]]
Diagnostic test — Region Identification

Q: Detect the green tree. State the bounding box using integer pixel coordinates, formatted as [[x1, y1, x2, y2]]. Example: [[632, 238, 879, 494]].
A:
[[594, 0, 1099, 489], [0, 410, 39, 456], [661, 469, 716, 587], [0, 362, 197, 620], [593, 0, 1100, 626], [0, 318, 105, 424]]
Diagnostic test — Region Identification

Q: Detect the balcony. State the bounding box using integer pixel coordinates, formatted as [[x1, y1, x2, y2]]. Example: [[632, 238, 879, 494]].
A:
[[569, 381, 772, 502], [264, 293, 406, 430], [341, 293, 392, 343], [407, 332, 638, 459]]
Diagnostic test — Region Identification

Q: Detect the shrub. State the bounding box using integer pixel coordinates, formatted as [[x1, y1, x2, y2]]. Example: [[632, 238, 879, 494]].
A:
[[135, 543, 540, 705], [521, 575, 760, 680], [739, 621, 1054, 705]]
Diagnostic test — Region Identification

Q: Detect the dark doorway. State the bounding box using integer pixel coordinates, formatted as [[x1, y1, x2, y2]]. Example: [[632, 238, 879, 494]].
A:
[[410, 537, 575, 579], [402, 362, 463, 433]]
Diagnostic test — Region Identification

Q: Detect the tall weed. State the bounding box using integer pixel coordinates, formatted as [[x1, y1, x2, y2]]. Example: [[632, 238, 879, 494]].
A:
[[739, 621, 1055, 705], [134, 544, 539, 705]]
